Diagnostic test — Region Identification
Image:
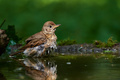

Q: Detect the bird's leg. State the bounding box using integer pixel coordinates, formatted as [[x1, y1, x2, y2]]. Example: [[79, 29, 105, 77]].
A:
[[35, 48, 46, 57], [46, 47, 51, 55], [28, 50, 37, 57], [40, 48, 46, 56], [50, 42, 57, 53]]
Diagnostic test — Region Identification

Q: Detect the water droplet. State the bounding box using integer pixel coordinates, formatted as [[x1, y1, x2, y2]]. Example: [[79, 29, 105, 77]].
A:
[[84, 65, 87, 67], [66, 62, 71, 65]]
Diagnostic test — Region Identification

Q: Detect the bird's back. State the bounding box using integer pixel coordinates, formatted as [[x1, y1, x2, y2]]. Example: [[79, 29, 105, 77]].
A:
[[19, 31, 47, 50], [25, 31, 46, 44]]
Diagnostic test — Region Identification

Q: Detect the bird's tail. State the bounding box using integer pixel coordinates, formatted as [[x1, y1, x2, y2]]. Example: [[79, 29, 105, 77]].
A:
[[10, 50, 24, 56]]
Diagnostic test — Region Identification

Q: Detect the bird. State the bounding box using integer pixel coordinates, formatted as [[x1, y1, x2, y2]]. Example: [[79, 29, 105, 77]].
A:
[[10, 21, 61, 57]]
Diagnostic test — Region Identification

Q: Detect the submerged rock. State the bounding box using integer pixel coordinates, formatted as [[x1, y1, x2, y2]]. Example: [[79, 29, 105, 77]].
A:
[[56, 43, 120, 54], [93, 48, 103, 53]]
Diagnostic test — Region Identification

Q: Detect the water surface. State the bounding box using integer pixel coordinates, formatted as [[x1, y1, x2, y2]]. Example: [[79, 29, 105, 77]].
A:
[[0, 53, 120, 80]]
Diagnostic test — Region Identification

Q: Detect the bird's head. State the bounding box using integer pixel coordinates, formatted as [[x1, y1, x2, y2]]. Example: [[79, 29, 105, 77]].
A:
[[42, 21, 61, 34]]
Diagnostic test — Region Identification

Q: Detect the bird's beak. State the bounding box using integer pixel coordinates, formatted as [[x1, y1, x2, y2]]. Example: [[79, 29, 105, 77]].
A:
[[53, 24, 61, 29]]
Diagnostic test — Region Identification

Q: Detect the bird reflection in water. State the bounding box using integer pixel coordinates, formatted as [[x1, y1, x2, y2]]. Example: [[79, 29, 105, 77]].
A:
[[19, 58, 57, 80]]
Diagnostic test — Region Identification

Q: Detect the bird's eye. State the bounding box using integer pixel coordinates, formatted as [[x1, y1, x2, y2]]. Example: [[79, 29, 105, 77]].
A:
[[49, 25, 52, 28]]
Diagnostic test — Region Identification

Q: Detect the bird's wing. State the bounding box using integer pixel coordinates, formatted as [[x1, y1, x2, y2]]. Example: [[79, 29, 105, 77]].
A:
[[19, 31, 47, 50], [9, 31, 47, 56], [19, 37, 47, 50], [10, 38, 47, 56], [25, 31, 45, 44]]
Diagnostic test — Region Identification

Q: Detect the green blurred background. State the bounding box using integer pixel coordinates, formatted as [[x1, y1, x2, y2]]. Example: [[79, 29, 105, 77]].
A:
[[0, 0, 120, 43]]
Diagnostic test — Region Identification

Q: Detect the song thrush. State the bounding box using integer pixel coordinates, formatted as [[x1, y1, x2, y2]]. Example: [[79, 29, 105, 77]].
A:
[[10, 21, 60, 57]]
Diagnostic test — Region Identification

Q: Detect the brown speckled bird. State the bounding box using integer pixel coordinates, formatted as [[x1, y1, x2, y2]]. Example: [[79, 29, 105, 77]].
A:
[[10, 21, 60, 57]]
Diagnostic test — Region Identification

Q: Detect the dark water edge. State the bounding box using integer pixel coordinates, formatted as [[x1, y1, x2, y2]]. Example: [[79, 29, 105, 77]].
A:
[[0, 53, 120, 80]]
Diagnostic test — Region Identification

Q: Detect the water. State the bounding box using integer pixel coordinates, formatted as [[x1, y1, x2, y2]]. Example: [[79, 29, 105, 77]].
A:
[[0, 53, 120, 80]]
